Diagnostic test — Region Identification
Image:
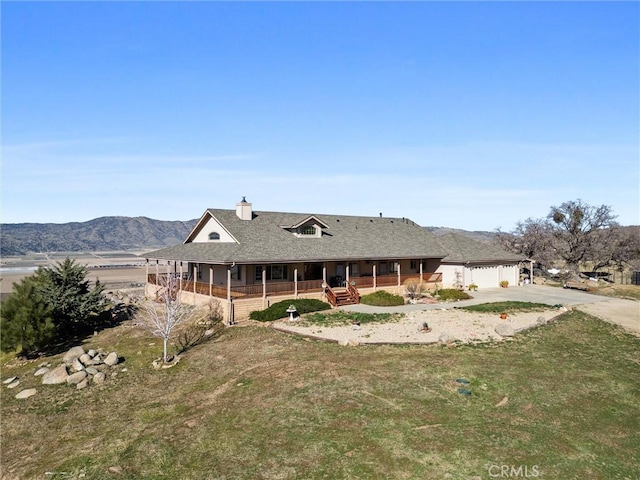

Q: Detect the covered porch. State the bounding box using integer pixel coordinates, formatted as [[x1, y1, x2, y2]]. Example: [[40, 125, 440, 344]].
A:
[[145, 258, 443, 303]]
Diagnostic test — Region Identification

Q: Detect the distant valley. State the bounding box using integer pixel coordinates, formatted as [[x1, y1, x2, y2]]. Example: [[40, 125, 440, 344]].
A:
[[1, 216, 498, 256]]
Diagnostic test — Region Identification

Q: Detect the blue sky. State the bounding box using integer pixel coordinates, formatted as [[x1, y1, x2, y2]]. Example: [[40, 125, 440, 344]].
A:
[[2, 1, 638, 231]]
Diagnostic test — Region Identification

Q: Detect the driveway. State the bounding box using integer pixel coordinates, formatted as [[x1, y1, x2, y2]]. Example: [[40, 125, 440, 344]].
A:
[[342, 285, 640, 335]]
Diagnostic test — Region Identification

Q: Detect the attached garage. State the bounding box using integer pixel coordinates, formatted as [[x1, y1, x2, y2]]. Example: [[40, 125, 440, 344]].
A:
[[434, 233, 524, 289]]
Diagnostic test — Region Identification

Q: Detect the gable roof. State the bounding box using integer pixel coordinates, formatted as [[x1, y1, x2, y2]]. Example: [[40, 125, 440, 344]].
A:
[[145, 208, 448, 264], [435, 232, 524, 264]]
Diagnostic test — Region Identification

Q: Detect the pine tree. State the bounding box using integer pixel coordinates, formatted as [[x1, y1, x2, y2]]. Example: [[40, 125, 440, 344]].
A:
[[0, 276, 55, 355]]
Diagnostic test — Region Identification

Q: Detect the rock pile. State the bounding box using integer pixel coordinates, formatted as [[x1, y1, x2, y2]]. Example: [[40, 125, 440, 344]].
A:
[[39, 346, 121, 389], [8, 345, 123, 399]]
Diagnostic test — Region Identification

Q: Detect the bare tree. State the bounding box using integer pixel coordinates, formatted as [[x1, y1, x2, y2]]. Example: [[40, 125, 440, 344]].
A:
[[496, 200, 634, 279], [137, 275, 195, 363], [548, 199, 618, 271], [496, 217, 557, 267]]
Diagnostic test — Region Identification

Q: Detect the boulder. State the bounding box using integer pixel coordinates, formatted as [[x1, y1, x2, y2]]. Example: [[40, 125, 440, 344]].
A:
[[3, 376, 18, 384], [93, 372, 106, 384], [347, 339, 360, 347], [438, 333, 454, 345], [87, 349, 98, 358], [536, 316, 547, 326], [495, 323, 515, 337], [42, 365, 69, 385], [63, 346, 86, 364], [85, 367, 99, 375], [70, 358, 85, 372], [76, 379, 89, 390], [79, 353, 92, 365], [34, 367, 50, 376], [15, 388, 37, 399], [67, 371, 88, 385], [87, 355, 103, 365], [7, 380, 20, 389], [104, 352, 119, 366]]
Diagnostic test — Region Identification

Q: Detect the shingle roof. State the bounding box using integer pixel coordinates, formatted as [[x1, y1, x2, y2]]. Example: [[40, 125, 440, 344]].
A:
[[435, 232, 524, 264], [144, 209, 449, 264]]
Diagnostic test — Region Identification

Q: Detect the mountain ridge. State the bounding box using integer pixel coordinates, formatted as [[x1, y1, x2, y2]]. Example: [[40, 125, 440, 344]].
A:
[[1, 216, 498, 256]]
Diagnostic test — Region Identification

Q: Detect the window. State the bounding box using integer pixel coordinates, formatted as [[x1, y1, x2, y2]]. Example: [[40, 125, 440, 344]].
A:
[[410, 260, 418, 270], [266, 265, 288, 280], [231, 265, 241, 281], [255, 266, 263, 281], [349, 263, 359, 276], [301, 225, 316, 236], [379, 262, 388, 275], [390, 262, 400, 273], [209, 232, 220, 240]]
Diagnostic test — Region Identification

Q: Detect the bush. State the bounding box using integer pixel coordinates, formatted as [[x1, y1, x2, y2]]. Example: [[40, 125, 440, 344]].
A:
[[360, 290, 405, 307], [403, 279, 426, 300], [249, 298, 331, 322], [437, 289, 472, 301]]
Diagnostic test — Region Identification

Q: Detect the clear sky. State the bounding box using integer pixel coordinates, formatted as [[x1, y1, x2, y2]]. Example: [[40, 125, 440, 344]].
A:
[[2, 1, 638, 231]]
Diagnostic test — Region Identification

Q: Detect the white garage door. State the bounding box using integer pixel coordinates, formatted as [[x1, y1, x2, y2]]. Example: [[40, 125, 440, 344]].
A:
[[468, 266, 499, 289]]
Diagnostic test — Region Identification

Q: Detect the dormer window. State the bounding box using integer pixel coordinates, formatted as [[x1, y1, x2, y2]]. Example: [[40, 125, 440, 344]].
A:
[[301, 225, 316, 236], [209, 232, 220, 240]]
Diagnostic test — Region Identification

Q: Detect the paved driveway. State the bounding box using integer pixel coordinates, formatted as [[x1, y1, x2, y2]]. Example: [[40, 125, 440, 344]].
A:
[[342, 285, 640, 335]]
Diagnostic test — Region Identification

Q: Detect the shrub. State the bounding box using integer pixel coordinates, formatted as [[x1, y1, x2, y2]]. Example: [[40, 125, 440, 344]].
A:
[[360, 290, 405, 307], [404, 279, 426, 300], [437, 288, 472, 301], [249, 298, 331, 322]]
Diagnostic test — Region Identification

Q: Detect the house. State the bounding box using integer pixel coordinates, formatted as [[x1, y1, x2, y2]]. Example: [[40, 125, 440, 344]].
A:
[[143, 198, 450, 322], [143, 199, 526, 323], [433, 232, 525, 289]]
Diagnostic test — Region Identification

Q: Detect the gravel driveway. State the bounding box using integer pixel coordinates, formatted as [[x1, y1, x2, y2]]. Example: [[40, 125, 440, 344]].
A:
[[341, 285, 640, 335]]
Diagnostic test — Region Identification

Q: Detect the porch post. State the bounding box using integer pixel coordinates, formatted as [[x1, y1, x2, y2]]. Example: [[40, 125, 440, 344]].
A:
[[145, 259, 149, 285], [209, 266, 213, 297], [193, 264, 197, 305], [262, 267, 267, 299], [227, 267, 232, 302], [397, 263, 401, 287], [294, 268, 298, 298], [373, 264, 377, 290], [322, 265, 327, 284], [530, 260, 534, 284], [419, 261, 424, 285], [345, 265, 350, 285], [179, 262, 183, 292], [155, 261, 159, 287]]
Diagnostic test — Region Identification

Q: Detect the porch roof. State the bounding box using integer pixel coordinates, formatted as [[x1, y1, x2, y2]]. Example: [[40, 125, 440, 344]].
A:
[[144, 209, 448, 264]]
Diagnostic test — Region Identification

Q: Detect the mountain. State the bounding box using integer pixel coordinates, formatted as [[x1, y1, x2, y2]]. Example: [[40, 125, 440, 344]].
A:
[[1, 216, 499, 256], [1, 217, 198, 255]]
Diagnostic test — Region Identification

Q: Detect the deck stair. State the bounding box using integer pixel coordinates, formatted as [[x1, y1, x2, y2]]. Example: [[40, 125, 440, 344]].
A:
[[326, 284, 360, 307]]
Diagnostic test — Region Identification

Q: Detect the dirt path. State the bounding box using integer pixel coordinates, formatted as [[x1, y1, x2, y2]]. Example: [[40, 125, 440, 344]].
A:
[[574, 298, 640, 335]]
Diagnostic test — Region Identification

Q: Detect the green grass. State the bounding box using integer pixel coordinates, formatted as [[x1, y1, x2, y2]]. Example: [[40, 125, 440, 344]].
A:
[[1, 311, 638, 479], [300, 310, 404, 327], [459, 301, 555, 314]]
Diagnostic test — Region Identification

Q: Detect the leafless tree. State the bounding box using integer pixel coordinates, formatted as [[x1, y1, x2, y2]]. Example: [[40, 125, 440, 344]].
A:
[[496, 217, 557, 267], [496, 200, 635, 278], [548, 199, 618, 271], [137, 275, 195, 363]]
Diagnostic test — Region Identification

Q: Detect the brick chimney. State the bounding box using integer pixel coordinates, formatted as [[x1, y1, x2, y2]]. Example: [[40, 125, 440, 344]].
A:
[[236, 197, 252, 220]]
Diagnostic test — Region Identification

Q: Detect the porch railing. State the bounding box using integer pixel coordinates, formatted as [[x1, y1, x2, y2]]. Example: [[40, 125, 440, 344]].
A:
[[147, 272, 441, 300]]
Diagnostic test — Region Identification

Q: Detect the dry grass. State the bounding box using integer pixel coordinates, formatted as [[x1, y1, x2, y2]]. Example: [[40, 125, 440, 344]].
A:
[[1, 311, 639, 479]]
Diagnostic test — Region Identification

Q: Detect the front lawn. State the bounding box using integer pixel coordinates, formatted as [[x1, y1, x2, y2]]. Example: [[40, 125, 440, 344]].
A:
[[1, 311, 638, 479]]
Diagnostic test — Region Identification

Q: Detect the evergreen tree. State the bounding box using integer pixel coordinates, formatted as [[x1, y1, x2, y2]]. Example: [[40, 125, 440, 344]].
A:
[[36, 258, 107, 335], [0, 276, 55, 355]]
